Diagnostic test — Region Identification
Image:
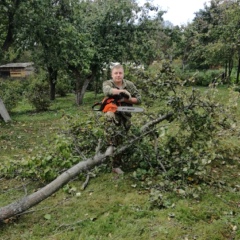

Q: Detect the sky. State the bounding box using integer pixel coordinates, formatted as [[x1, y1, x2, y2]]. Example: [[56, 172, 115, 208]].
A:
[[138, 0, 210, 26]]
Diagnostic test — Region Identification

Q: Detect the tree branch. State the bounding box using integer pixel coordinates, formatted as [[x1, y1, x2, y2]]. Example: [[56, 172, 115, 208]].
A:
[[0, 112, 174, 221], [0, 146, 114, 221]]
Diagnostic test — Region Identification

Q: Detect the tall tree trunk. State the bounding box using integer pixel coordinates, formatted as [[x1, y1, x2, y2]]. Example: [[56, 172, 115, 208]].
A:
[[224, 62, 228, 84], [226, 57, 233, 85], [73, 68, 83, 105], [182, 57, 187, 72], [1, 0, 21, 52], [228, 59, 233, 78], [70, 66, 93, 105], [236, 55, 240, 84], [2, 17, 14, 52], [48, 67, 57, 101], [77, 77, 92, 104]]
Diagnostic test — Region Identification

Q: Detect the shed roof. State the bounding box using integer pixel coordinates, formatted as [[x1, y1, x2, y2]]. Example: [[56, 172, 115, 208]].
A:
[[0, 62, 34, 68]]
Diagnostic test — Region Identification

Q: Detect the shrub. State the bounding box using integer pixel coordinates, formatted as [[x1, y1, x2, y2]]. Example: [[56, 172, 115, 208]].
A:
[[173, 68, 225, 87], [0, 79, 23, 112], [25, 72, 51, 112], [10, 114, 105, 182], [56, 72, 73, 97], [194, 70, 224, 86]]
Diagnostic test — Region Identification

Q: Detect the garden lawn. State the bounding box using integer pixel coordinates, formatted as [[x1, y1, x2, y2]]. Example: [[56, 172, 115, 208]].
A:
[[0, 90, 239, 240]]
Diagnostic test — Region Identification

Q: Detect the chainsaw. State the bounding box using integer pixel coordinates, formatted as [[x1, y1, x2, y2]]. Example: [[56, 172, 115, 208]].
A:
[[92, 92, 144, 113]]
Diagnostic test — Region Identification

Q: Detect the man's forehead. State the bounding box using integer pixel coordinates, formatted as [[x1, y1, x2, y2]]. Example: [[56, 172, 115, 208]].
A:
[[112, 68, 123, 73]]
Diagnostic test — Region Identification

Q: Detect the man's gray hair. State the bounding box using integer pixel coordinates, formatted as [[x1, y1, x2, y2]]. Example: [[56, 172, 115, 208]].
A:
[[110, 62, 121, 69]]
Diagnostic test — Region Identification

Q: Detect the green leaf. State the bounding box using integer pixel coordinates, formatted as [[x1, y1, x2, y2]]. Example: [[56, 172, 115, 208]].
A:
[[44, 214, 51, 220]]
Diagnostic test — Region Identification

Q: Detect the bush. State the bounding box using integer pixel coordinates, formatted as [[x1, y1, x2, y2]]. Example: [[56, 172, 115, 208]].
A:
[[11, 114, 105, 182], [194, 70, 224, 86], [173, 68, 225, 87], [25, 72, 51, 112], [56, 72, 73, 97], [0, 79, 23, 112]]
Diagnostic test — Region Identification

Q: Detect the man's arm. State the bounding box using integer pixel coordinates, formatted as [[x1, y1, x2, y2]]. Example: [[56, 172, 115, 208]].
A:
[[103, 80, 132, 98], [103, 80, 141, 105], [123, 97, 138, 104], [125, 81, 141, 105]]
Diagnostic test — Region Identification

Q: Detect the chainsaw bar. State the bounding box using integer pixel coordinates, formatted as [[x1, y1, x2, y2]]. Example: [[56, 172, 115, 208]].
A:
[[117, 106, 144, 113]]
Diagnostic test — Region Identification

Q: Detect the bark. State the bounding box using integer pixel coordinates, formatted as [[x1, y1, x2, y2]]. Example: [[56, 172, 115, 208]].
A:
[[70, 66, 93, 105], [224, 62, 228, 84], [236, 55, 240, 84], [75, 69, 82, 105], [2, 17, 14, 52], [228, 59, 232, 78], [140, 112, 173, 133], [0, 112, 173, 221], [48, 67, 57, 101], [76, 76, 92, 105], [1, 0, 21, 52]]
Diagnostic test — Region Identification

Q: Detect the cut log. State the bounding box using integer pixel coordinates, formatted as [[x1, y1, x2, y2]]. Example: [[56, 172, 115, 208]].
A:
[[0, 98, 11, 122]]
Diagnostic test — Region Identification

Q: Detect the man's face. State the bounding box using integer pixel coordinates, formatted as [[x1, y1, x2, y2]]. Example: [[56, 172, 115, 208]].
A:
[[111, 67, 124, 84]]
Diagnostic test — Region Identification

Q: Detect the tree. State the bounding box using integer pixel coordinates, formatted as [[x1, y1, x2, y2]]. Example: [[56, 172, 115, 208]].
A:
[[15, 0, 142, 104], [60, 0, 169, 104], [15, 0, 79, 100], [201, 0, 238, 82], [0, 0, 29, 61], [218, 0, 240, 83], [61, 0, 165, 104], [127, 3, 166, 66], [179, 0, 240, 81], [1, 0, 170, 104]]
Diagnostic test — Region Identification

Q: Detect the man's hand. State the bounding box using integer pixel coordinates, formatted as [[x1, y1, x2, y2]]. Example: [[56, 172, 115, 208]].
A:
[[120, 90, 131, 99], [111, 89, 131, 99], [118, 90, 132, 103]]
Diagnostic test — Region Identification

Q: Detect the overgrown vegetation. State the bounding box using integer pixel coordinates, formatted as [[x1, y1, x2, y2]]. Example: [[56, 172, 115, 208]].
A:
[[1, 88, 240, 239], [0, 79, 23, 112], [1, 63, 240, 239]]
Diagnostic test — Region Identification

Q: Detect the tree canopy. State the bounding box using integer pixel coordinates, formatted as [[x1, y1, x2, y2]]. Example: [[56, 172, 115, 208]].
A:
[[1, 0, 240, 100]]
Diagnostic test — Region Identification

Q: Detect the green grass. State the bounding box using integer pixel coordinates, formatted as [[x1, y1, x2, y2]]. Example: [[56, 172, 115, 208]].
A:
[[0, 90, 240, 240], [0, 93, 99, 162], [1, 175, 239, 240]]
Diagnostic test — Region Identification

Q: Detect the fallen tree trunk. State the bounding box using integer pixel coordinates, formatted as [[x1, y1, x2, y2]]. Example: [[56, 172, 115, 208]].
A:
[[0, 112, 173, 221], [0, 146, 114, 221]]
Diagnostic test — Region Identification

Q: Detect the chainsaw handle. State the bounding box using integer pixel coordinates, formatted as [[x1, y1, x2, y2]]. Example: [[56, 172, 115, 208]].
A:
[[92, 102, 103, 111], [119, 92, 130, 99]]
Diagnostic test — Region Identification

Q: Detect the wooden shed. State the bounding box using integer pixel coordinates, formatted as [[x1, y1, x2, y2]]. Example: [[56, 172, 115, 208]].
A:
[[0, 62, 34, 78]]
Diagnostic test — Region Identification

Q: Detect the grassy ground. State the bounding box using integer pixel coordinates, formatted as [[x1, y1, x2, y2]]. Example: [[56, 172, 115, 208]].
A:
[[0, 90, 240, 240]]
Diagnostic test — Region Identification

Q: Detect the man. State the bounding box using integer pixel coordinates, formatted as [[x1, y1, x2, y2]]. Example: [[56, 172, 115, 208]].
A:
[[102, 64, 141, 174]]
